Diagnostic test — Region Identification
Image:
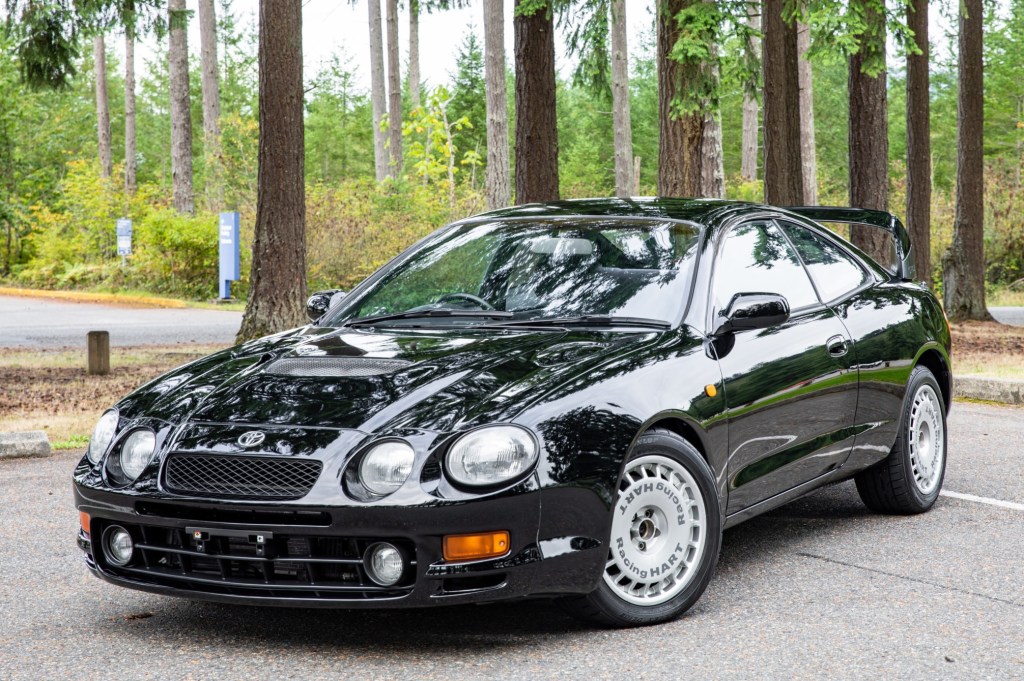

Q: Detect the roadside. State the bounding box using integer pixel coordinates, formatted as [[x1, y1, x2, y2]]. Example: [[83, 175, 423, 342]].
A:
[[0, 286, 245, 311], [0, 345, 223, 448], [950, 319, 1024, 379], [0, 294, 1021, 455]]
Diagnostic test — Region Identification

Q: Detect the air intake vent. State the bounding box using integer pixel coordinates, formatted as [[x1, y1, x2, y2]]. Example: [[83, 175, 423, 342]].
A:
[[265, 357, 412, 377], [164, 453, 322, 499]]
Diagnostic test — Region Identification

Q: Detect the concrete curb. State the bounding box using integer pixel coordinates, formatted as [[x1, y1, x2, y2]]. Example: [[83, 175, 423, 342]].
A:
[[955, 376, 1024, 406], [0, 431, 53, 459]]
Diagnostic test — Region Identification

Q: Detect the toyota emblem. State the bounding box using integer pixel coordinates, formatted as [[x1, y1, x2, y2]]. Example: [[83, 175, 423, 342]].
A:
[[237, 431, 266, 448]]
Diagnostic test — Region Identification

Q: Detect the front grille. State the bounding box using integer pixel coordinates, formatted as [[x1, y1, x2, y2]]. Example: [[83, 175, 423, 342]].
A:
[[98, 521, 415, 601], [164, 453, 322, 500]]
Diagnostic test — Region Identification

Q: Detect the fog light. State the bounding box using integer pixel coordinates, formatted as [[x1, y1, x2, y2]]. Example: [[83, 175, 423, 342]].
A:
[[443, 531, 510, 562], [363, 542, 405, 586], [103, 525, 134, 567]]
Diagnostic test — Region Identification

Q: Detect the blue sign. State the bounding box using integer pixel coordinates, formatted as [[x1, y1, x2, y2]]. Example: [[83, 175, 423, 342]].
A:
[[218, 212, 241, 299], [116, 219, 132, 256]]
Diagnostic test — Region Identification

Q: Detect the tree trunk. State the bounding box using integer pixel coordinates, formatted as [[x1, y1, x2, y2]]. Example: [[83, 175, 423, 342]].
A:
[[610, 0, 633, 198], [368, 0, 388, 182], [741, 7, 760, 183], [409, 0, 420, 109], [700, 112, 725, 198], [199, 0, 224, 210], [237, 0, 307, 342], [657, 0, 703, 197], [942, 0, 991, 321], [483, 0, 511, 209], [848, 1, 889, 262], [797, 18, 817, 204], [906, 0, 931, 284], [514, 0, 558, 204], [93, 35, 112, 179], [385, 0, 403, 178], [124, 28, 137, 194], [168, 0, 195, 214], [762, 0, 803, 205]]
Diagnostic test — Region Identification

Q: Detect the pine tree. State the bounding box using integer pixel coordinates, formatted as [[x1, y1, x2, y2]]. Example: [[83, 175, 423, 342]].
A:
[[449, 31, 487, 165]]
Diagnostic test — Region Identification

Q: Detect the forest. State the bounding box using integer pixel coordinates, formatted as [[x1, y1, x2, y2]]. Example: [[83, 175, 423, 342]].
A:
[[1, 0, 1023, 338]]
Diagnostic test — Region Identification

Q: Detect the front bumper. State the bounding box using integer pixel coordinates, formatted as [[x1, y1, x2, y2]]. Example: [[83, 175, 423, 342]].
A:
[[74, 483, 606, 608]]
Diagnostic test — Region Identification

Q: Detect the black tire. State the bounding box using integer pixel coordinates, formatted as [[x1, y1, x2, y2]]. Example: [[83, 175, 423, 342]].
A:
[[570, 429, 722, 627], [855, 365, 948, 514]]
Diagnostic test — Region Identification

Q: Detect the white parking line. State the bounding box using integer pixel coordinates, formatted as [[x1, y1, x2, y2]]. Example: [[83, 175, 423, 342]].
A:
[[940, 490, 1024, 512]]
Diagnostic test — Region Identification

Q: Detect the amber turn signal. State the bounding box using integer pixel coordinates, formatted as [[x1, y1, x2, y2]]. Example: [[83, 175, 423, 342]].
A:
[[79, 511, 91, 537], [705, 384, 718, 398], [443, 531, 510, 562]]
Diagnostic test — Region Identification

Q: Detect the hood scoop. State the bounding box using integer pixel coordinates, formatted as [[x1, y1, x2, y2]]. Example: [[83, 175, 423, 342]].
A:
[[265, 357, 413, 378]]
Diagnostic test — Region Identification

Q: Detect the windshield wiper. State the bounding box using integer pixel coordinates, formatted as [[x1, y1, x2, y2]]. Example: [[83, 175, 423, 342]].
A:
[[481, 315, 671, 330], [344, 309, 514, 327]]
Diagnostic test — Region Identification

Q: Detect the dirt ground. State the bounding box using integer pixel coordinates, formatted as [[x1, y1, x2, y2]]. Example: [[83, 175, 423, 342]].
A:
[[951, 321, 1024, 377], [0, 345, 222, 448]]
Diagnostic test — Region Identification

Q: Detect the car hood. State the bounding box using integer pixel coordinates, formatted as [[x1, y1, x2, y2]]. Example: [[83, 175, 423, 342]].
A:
[[116, 324, 662, 434]]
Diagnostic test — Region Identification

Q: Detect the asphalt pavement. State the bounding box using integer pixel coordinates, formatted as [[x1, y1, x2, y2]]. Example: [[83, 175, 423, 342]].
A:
[[0, 295, 241, 348], [0, 402, 1021, 679], [990, 306, 1024, 327]]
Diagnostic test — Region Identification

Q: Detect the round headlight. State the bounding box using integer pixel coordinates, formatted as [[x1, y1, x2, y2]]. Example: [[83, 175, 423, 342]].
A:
[[87, 410, 119, 464], [446, 426, 538, 487], [119, 430, 156, 481], [359, 441, 415, 496]]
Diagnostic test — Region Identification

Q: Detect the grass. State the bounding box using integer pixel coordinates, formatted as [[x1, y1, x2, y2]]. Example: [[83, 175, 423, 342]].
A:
[[987, 286, 1024, 307], [0, 344, 224, 446], [51, 434, 90, 451], [0, 286, 246, 311]]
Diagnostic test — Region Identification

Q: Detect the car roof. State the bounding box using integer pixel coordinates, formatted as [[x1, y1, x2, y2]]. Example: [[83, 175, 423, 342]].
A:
[[469, 197, 759, 225]]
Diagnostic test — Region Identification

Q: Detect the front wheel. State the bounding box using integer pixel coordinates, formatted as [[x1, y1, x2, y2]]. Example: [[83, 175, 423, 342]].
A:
[[855, 365, 948, 514], [572, 429, 722, 627]]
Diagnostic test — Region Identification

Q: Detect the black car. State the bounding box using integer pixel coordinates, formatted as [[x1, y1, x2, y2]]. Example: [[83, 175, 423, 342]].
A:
[[74, 198, 952, 627]]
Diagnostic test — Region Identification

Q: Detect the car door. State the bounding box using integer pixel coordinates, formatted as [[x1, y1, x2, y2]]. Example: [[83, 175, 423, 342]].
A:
[[709, 220, 860, 515], [775, 219, 912, 473]]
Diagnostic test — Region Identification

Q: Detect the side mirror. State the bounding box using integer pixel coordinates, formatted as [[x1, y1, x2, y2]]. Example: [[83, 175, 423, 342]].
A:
[[714, 293, 790, 336], [306, 289, 345, 323]]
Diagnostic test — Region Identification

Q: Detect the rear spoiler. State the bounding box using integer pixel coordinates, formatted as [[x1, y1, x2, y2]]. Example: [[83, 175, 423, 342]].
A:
[[783, 206, 915, 281]]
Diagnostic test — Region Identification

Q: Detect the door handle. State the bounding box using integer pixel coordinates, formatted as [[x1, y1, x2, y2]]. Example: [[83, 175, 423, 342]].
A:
[[826, 335, 849, 358]]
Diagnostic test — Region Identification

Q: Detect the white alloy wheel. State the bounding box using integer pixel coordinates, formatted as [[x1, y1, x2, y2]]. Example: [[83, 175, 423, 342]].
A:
[[908, 384, 945, 495], [603, 454, 708, 606]]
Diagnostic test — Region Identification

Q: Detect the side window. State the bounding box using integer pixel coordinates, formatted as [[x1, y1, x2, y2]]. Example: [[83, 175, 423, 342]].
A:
[[713, 221, 819, 317], [778, 221, 870, 302]]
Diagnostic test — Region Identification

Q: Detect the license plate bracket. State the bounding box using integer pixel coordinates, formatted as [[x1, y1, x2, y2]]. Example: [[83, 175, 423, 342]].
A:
[[186, 526, 275, 556]]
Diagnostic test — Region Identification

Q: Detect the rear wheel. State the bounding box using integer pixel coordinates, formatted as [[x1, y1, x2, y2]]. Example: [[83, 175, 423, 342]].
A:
[[572, 429, 721, 627], [855, 366, 947, 514]]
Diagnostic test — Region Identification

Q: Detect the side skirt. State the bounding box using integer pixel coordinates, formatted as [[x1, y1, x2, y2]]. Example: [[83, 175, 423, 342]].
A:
[[723, 468, 847, 530]]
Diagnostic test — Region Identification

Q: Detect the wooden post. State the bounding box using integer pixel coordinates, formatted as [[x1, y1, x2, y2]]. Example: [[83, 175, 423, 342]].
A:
[[87, 331, 110, 376]]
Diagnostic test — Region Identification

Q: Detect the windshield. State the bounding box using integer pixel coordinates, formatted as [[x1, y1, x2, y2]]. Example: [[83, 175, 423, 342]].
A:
[[322, 218, 702, 327]]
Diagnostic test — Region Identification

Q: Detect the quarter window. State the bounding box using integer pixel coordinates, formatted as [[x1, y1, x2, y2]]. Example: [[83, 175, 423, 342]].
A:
[[778, 221, 870, 302], [713, 221, 819, 317]]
